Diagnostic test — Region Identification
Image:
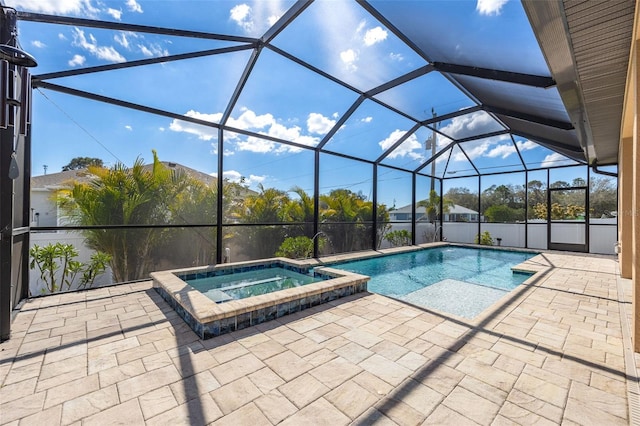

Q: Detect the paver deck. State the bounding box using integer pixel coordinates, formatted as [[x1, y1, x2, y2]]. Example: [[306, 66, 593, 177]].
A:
[[1, 251, 636, 425]]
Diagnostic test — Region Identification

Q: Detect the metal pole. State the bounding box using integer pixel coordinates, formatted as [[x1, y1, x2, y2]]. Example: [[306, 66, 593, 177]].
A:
[[524, 170, 528, 248], [372, 163, 378, 250], [216, 128, 223, 264], [411, 172, 416, 245], [313, 150, 320, 257], [429, 108, 437, 193], [0, 8, 15, 341]]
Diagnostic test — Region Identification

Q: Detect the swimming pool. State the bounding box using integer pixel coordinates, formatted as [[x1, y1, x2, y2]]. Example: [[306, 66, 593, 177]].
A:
[[184, 267, 325, 303], [330, 246, 536, 319], [151, 258, 368, 339]]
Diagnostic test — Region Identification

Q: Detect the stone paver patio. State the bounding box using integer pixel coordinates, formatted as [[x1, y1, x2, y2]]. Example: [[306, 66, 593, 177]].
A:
[[1, 250, 636, 425]]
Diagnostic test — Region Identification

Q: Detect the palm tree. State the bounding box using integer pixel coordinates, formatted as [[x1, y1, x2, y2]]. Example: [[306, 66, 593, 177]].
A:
[[417, 190, 453, 223], [284, 186, 315, 237], [233, 184, 291, 259], [58, 151, 189, 282], [319, 189, 390, 252]]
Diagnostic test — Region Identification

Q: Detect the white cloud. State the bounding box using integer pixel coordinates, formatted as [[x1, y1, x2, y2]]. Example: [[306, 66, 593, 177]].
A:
[[228, 108, 274, 131], [6, 0, 98, 16], [58, 33, 67, 40], [113, 32, 131, 49], [389, 52, 404, 62], [340, 49, 358, 72], [125, 125, 132, 131], [236, 123, 318, 153], [169, 110, 222, 141], [31, 40, 46, 48], [138, 43, 170, 58], [485, 143, 516, 159], [72, 27, 126, 63], [363, 26, 387, 46], [267, 15, 280, 26], [68, 54, 86, 66], [449, 135, 540, 164], [216, 170, 266, 186], [245, 174, 266, 185], [361, 116, 373, 123], [229, 2, 284, 35], [516, 139, 538, 152], [106, 8, 122, 20], [126, 0, 143, 13], [159, 127, 165, 132], [378, 130, 424, 160], [236, 137, 276, 153], [114, 32, 167, 57], [541, 152, 568, 168], [138, 45, 153, 57], [332, 112, 339, 119], [438, 110, 497, 140], [307, 113, 336, 135], [452, 134, 511, 162], [170, 107, 320, 153], [230, 4, 253, 33], [476, 0, 508, 16]]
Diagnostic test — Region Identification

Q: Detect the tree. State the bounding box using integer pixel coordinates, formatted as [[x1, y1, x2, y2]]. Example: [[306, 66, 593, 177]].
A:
[[482, 184, 525, 222], [385, 230, 411, 247], [589, 176, 617, 218], [61, 157, 104, 171], [444, 187, 478, 210], [417, 190, 454, 223], [58, 150, 190, 282], [233, 184, 290, 259], [156, 178, 244, 268], [319, 189, 390, 252], [484, 204, 523, 222], [283, 186, 315, 237], [527, 180, 546, 219]]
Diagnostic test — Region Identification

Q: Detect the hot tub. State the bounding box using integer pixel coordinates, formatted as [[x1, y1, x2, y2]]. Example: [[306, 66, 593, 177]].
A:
[[151, 257, 369, 339]]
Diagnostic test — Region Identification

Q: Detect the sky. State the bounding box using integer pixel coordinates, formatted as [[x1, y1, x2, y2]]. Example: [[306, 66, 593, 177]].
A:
[[9, 0, 585, 208]]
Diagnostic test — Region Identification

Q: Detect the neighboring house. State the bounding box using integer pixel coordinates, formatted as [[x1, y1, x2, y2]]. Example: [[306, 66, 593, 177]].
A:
[[388, 205, 428, 222], [389, 203, 480, 222], [31, 169, 94, 227], [443, 205, 480, 222]]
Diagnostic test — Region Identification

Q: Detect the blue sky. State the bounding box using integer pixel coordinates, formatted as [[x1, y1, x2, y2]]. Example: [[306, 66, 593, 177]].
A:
[[10, 0, 583, 207]]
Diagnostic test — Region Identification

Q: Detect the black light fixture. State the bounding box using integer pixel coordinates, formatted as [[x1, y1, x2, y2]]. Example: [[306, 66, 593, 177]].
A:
[[0, 44, 37, 68], [0, 7, 38, 180]]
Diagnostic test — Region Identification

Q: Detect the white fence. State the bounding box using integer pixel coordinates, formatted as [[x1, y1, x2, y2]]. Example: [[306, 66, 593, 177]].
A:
[[29, 232, 113, 296], [28, 219, 617, 295], [385, 220, 617, 255]]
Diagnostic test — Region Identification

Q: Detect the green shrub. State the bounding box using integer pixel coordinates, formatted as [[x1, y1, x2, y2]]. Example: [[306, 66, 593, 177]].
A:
[[276, 236, 326, 259], [474, 231, 494, 246], [385, 230, 412, 247], [30, 243, 111, 293]]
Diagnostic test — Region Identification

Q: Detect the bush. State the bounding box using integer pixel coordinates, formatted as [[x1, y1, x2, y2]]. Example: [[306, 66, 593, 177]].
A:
[[385, 230, 412, 247], [276, 236, 325, 259], [29, 243, 111, 293], [475, 231, 494, 246]]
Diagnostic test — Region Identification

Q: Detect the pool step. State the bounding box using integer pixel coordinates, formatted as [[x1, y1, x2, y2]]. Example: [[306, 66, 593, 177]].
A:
[[203, 288, 233, 303], [220, 276, 284, 291]]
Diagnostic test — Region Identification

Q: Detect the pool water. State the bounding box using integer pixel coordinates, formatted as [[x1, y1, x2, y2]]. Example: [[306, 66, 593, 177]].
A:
[[185, 268, 323, 303], [331, 246, 536, 319]]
